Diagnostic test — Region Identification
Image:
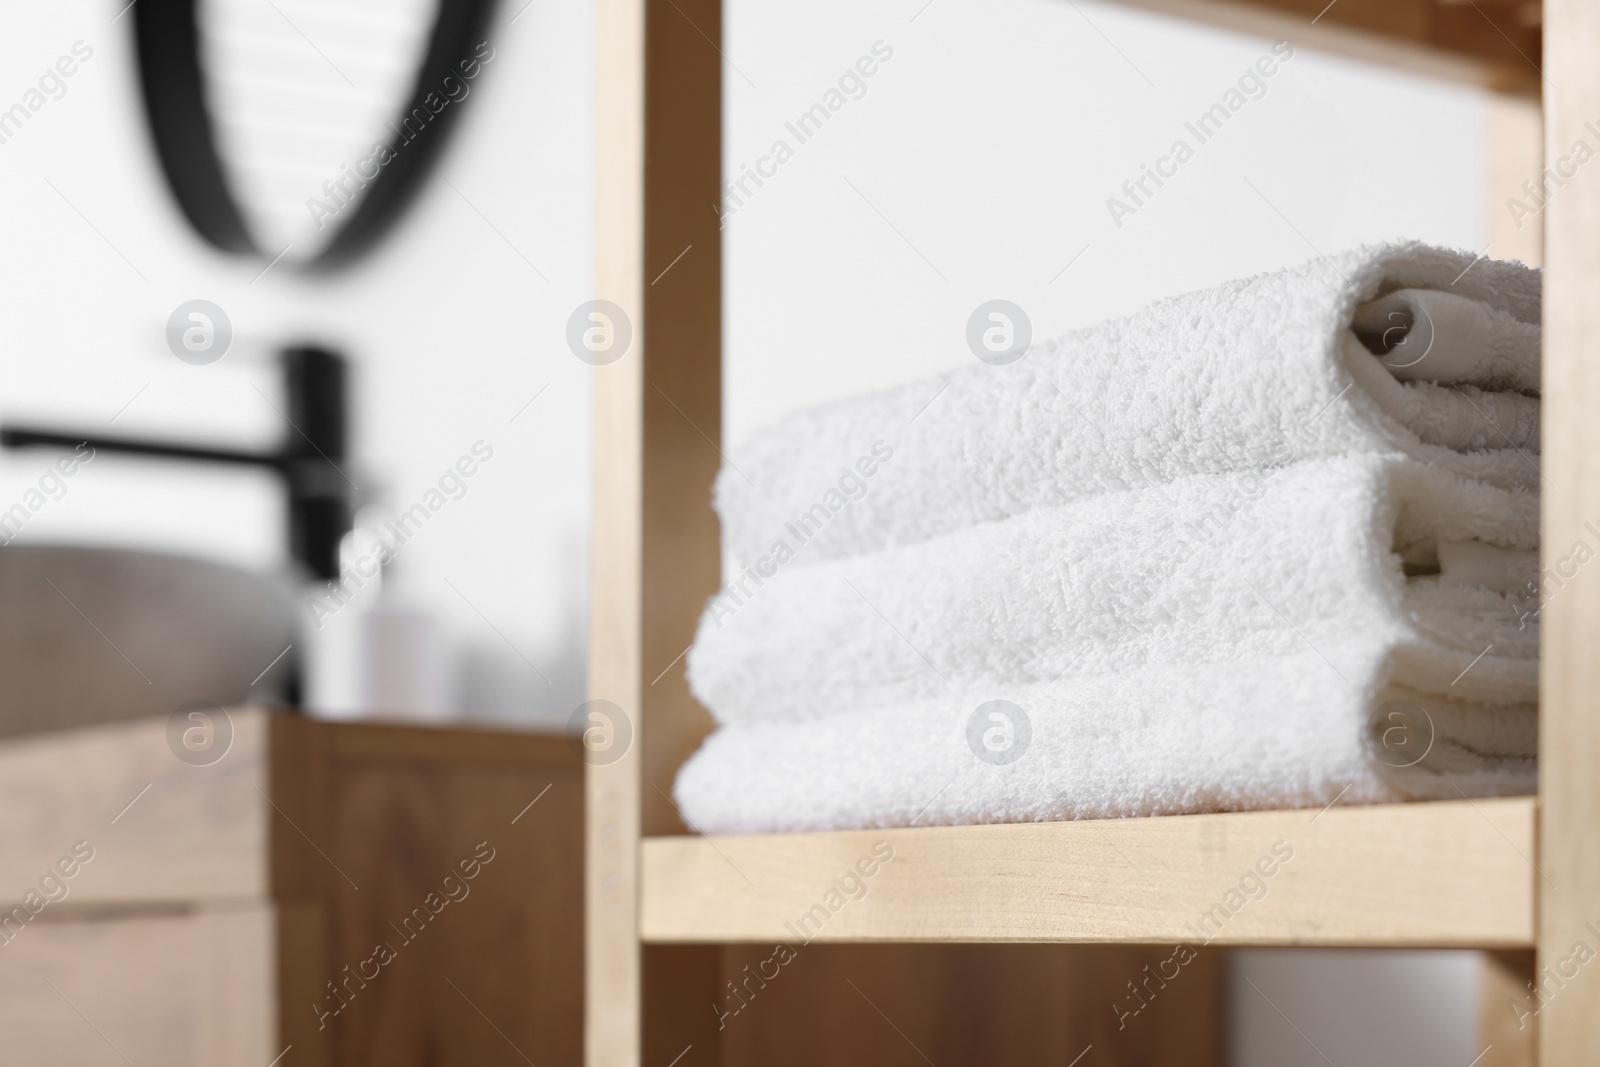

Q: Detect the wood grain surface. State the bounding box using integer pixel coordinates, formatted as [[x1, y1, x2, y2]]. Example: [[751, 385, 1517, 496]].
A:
[[642, 800, 1535, 948]]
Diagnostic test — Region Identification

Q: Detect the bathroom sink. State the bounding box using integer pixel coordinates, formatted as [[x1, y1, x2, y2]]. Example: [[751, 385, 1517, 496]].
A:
[[0, 545, 297, 737]]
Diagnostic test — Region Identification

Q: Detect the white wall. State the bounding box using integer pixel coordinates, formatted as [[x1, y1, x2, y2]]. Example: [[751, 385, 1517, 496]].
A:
[[723, 0, 1482, 442]]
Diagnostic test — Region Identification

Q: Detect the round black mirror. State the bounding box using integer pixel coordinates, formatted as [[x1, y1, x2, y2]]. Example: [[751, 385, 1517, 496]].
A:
[[133, 0, 499, 272]]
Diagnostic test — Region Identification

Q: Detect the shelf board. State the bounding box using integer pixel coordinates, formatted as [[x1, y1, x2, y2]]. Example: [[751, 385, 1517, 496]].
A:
[[1111, 0, 1540, 92], [640, 798, 1536, 948]]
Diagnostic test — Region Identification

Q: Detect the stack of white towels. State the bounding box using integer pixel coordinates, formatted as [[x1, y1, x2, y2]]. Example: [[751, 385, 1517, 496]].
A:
[[676, 242, 1542, 835]]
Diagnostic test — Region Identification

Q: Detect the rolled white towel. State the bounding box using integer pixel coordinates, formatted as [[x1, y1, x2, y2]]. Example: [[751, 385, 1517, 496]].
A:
[[1351, 288, 1536, 388], [690, 455, 1540, 727], [716, 242, 1540, 567], [673, 650, 1537, 835]]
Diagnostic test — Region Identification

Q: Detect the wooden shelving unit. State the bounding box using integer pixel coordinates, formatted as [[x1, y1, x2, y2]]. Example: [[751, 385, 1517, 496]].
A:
[[587, 0, 1589, 1063]]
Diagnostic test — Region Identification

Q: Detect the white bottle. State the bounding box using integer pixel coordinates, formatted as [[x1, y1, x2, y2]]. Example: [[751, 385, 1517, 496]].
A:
[[360, 567, 451, 722], [302, 521, 452, 722]]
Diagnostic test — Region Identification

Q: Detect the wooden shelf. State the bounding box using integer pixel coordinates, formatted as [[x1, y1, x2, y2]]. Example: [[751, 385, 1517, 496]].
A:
[[641, 799, 1535, 948], [1116, 0, 1542, 92]]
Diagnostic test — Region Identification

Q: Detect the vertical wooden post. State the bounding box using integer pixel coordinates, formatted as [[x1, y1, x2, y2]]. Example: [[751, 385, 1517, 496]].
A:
[[1540, 2, 1600, 1063], [588, 0, 723, 1063]]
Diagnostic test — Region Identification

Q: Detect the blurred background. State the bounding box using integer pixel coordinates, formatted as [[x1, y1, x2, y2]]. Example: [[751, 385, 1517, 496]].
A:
[[0, 0, 591, 728], [0, 0, 1513, 1062]]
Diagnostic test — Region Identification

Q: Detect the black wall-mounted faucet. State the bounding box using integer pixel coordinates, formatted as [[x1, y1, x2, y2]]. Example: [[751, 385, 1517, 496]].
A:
[[0, 345, 352, 581]]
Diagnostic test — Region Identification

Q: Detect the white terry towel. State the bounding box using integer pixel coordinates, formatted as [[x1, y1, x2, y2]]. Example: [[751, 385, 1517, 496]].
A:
[[716, 243, 1540, 566], [676, 454, 1539, 834], [1351, 287, 1535, 387], [672, 650, 1537, 835], [688, 456, 1539, 729]]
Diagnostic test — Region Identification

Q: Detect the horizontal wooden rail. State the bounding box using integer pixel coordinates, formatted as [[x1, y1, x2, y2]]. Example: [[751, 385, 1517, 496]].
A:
[[642, 799, 1536, 948], [1113, 0, 1540, 93]]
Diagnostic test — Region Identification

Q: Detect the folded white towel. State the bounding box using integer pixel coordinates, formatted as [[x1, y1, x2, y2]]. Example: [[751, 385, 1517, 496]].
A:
[[1436, 538, 1539, 593], [679, 247, 1543, 834], [690, 455, 1538, 729], [673, 654, 1536, 834], [1351, 288, 1536, 388], [716, 243, 1540, 566]]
